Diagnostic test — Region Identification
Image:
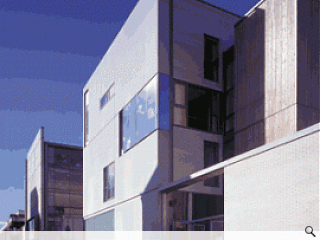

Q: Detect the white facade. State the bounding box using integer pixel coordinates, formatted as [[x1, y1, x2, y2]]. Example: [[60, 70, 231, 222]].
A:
[[83, 0, 239, 231], [83, 0, 319, 231]]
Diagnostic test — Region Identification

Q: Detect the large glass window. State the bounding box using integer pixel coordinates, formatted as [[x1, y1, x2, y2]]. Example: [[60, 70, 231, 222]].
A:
[[192, 193, 224, 220], [174, 82, 221, 133], [121, 78, 157, 153], [85, 210, 114, 231], [45, 145, 83, 231], [204, 35, 219, 82], [84, 91, 89, 147], [103, 163, 115, 202], [120, 75, 170, 154]]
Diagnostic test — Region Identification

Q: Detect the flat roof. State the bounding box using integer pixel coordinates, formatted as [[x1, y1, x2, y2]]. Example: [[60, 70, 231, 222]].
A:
[[45, 141, 83, 150], [195, 0, 242, 18]]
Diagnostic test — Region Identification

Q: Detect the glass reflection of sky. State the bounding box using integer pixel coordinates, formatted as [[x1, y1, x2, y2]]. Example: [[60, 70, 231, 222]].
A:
[[122, 78, 157, 153], [122, 74, 170, 153]]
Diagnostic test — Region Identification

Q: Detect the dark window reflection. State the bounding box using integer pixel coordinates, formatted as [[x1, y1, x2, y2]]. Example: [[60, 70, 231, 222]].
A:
[[204, 141, 219, 187], [204, 35, 219, 82], [45, 145, 83, 231], [187, 86, 220, 132]]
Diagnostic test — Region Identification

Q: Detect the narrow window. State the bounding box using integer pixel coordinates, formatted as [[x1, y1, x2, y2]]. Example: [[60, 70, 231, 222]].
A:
[[223, 46, 235, 160], [103, 163, 115, 202], [84, 91, 89, 147], [204, 35, 219, 82], [100, 84, 115, 109], [204, 141, 219, 187], [173, 83, 187, 126]]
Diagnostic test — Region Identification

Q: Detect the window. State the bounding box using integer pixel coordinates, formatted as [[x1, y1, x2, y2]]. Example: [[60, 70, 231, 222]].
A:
[[173, 82, 221, 133], [204, 141, 219, 187], [120, 78, 158, 154], [84, 91, 89, 147], [223, 46, 235, 134], [100, 84, 115, 109], [204, 35, 219, 82], [222, 46, 235, 159], [85, 210, 115, 231], [103, 163, 115, 202]]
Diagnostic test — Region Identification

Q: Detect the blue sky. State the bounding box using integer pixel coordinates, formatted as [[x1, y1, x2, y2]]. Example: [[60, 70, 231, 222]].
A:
[[0, 0, 259, 228]]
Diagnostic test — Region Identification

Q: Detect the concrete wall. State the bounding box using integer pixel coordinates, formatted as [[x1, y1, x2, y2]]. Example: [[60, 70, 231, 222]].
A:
[[297, 0, 320, 130], [83, 0, 161, 230], [235, 0, 320, 155], [235, 0, 298, 155], [225, 123, 319, 230], [83, 0, 240, 231], [115, 190, 161, 231], [26, 127, 44, 230], [173, 0, 240, 90], [173, 126, 223, 195], [83, 118, 117, 217], [83, 0, 158, 143], [171, 0, 239, 197]]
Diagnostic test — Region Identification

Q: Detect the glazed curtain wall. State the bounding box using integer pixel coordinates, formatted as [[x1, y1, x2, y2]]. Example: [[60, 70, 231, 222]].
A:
[[46, 145, 83, 231]]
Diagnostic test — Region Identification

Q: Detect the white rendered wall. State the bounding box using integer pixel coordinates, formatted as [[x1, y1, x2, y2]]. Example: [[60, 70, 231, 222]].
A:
[[83, 0, 158, 142], [173, 126, 223, 195], [171, 0, 239, 197], [26, 127, 44, 230], [83, 118, 117, 217], [225, 124, 319, 230], [83, 0, 240, 230], [83, 0, 159, 223], [115, 190, 161, 231], [173, 0, 240, 90]]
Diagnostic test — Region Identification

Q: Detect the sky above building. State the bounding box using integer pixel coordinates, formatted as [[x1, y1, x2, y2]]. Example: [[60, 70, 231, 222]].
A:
[[0, 0, 259, 227]]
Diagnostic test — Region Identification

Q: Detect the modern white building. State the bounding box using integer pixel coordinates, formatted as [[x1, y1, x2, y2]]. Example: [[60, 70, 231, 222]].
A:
[[83, 0, 319, 231]]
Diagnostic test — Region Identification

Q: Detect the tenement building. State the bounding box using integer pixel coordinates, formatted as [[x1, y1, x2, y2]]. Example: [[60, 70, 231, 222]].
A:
[[83, 0, 319, 231], [25, 127, 84, 231]]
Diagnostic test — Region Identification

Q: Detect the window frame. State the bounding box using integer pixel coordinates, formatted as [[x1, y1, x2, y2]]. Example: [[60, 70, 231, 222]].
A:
[[103, 163, 115, 202], [204, 34, 219, 82], [84, 90, 89, 148], [100, 83, 115, 109], [173, 80, 222, 134], [203, 141, 220, 187], [223, 46, 235, 134]]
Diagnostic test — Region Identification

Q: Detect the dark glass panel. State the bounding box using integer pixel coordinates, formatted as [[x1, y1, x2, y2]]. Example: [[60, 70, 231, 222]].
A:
[[204, 142, 219, 187], [188, 87, 210, 131]]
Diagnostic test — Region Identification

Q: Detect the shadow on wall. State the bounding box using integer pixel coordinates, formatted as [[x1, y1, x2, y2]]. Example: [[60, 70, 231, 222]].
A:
[[235, 7, 265, 155], [30, 187, 40, 231], [141, 166, 161, 231]]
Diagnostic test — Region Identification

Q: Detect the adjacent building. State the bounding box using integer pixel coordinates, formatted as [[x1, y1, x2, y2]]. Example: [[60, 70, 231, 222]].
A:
[[25, 127, 84, 231], [0, 210, 25, 231], [83, 0, 319, 231]]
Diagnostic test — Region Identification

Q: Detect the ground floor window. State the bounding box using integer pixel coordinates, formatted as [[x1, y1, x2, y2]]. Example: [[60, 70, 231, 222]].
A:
[[84, 210, 115, 231]]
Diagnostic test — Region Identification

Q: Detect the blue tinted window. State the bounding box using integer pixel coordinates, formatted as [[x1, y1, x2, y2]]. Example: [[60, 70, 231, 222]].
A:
[[120, 75, 170, 154], [95, 210, 115, 231], [121, 78, 158, 153], [100, 94, 107, 108], [85, 210, 114, 231], [159, 74, 170, 130], [103, 163, 115, 202]]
